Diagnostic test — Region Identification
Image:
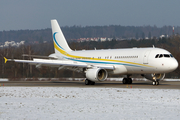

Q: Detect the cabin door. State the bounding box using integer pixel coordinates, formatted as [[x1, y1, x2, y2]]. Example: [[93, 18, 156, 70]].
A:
[[143, 50, 151, 64]]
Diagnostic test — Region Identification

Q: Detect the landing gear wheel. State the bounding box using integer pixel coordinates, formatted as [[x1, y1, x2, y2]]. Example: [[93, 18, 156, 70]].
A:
[[153, 81, 159, 86], [91, 81, 95, 85], [85, 79, 90, 85], [128, 78, 132, 84], [123, 78, 127, 84], [156, 81, 159, 85], [85, 79, 95, 85], [122, 78, 132, 84]]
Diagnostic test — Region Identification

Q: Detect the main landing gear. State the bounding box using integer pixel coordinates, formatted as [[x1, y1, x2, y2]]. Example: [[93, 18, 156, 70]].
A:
[[85, 79, 95, 85], [122, 78, 132, 84]]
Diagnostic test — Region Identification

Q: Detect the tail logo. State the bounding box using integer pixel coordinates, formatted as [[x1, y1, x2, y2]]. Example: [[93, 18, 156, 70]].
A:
[[53, 32, 65, 50]]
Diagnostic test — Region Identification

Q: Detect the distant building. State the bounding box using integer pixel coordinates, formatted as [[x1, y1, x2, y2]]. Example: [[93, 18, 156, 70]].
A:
[[100, 37, 106, 42], [145, 37, 149, 40], [160, 35, 165, 39], [107, 38, 112, 41], [0, 41, 25, 47]]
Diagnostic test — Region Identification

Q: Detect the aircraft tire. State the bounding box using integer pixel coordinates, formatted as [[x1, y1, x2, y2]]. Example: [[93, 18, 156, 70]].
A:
[[85, 79, 95, 85], [91, 81, 95, 85], [128, 78, 132, 84], [122, 78, 128, 84], [153, 81, 159, 86], [156, 81, 159, 85], [123, 78, 132, 84], [85, 79, 90, 85]]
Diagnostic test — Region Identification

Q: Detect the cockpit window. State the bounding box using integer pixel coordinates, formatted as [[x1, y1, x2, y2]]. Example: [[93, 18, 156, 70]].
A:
[[170, 54, 174, 58], [155, 54, 174, 58], [159, 54, 163, 58], [164, 54, 170, 58], [155, 54, 159, 58]]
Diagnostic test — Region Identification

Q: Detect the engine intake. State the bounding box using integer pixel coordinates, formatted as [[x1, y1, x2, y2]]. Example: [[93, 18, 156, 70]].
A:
[[86, 68, 108, 82]]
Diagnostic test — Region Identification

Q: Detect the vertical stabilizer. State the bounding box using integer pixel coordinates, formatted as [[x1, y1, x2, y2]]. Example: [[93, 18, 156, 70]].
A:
[[51, 19, 72, 53]]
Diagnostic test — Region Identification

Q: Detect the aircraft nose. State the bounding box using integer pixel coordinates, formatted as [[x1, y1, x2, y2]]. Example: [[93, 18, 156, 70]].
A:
[[170, 59, 178, 71]]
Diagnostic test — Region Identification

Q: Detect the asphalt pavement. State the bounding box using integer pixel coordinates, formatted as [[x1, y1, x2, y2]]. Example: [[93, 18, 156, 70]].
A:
[[0, 80, 180, 89]]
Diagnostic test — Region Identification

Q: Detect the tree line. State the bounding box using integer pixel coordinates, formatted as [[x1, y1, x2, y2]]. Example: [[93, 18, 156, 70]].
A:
[[0, 25, 180, 43]]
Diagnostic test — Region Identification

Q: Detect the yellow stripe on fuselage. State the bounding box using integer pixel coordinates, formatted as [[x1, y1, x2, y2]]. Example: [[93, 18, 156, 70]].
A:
[[54, 41, 153, 68]]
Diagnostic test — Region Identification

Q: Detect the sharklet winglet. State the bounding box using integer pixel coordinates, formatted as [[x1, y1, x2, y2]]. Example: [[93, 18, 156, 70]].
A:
[[4, 57, 7, 63]]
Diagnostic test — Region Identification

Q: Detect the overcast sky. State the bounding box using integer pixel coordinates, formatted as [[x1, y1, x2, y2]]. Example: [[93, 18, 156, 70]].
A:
[[0, 0, 180, 31]]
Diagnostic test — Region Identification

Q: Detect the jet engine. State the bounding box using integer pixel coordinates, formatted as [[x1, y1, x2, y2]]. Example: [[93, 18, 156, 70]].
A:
[[142, 73, 165, 81], [85, 68, 108, 82]]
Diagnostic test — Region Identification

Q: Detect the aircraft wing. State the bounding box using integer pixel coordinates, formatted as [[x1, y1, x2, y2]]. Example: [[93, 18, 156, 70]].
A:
[[5, 58, 114, 70], [7, 58, 87, 67]]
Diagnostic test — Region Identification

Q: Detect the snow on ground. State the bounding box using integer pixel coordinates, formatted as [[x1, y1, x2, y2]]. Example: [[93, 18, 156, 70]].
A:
[[0, 87, 180, 120], [0, 79, 8, 81]]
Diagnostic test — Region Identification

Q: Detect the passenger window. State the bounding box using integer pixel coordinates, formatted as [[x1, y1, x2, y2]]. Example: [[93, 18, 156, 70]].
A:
[[159, 54, 163, 58], [155, 54, 159, 58], [164, 54, 170, 58]]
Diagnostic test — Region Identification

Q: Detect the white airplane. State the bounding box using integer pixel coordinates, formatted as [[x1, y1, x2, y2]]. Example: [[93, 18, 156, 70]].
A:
[[5, 19, 178, 85]]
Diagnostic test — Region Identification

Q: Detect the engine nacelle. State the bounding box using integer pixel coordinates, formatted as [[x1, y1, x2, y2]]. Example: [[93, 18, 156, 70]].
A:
[[85, 68, 108, 82], [142, 73, 165, 81]]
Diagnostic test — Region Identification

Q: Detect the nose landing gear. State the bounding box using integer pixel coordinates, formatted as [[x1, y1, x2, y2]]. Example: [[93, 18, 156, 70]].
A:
[[152, 76, 159, 85], [153, 81, 159, 85]]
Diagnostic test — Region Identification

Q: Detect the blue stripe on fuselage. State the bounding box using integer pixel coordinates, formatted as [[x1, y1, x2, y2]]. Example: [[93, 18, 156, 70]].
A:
[[64, 57, 145, 68]]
